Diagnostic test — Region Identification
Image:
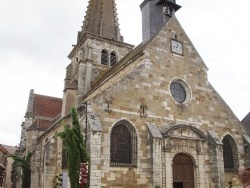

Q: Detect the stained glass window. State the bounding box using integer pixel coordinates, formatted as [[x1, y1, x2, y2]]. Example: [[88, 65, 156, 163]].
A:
[[170, 82, 186, 103]]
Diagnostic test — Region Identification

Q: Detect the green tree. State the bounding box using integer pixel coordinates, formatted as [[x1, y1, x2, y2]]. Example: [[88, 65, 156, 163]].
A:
[[9, 152, 32, 188], [57, 107, 89, 188]]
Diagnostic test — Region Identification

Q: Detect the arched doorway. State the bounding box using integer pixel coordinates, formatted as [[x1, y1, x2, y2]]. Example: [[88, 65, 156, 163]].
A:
[[173, 153, 195, 188]]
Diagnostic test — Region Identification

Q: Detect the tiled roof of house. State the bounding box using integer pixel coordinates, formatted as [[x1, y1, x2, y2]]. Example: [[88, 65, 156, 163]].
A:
[[0, 144, 7, 153], [33, 94, 62, 118], [1, 144, 17, 155]]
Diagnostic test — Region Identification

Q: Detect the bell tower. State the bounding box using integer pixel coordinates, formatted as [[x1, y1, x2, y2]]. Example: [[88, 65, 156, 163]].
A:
[[140, 0, 181, 43], [62, 0, 134, 115]]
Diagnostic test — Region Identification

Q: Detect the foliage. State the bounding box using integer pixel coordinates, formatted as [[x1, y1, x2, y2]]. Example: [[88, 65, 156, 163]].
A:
[[54, 173, 63, 188], [154, 186, 161, 188], [57, 107, 89, 188], [11, 160, 18, 187], [9, 152, 32, 188], [228, 181, 233, 187]]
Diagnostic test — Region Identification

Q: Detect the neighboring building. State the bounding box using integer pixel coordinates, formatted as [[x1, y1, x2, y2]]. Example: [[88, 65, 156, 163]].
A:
[[241, 112, 250, 169], [0, 144, 17, 188], [242, 112, 250, 135], [19, 0, 250, 188], [18, 90, 62, 187], [20, 89, 62, 152]]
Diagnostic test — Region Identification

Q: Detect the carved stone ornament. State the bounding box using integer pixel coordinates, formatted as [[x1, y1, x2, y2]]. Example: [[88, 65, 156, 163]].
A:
[[238, 166, 250, 188]]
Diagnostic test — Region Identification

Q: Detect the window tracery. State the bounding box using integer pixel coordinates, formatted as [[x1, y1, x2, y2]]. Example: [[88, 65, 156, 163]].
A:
[[110, 120, 137, 167]]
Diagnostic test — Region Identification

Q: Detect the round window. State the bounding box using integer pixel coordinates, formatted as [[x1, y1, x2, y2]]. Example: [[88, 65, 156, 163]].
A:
[[170, 79, 191, 104]]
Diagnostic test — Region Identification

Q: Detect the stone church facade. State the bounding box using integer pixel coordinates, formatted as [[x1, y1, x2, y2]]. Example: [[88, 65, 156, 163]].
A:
[[19, 0, 250, 187]]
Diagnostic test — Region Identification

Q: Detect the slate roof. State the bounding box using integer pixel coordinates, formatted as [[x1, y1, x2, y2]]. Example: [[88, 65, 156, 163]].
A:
[[66, 80, 78, 90], [242, 112, 250, 134], [146, 123, 163, 138], [81, 0, 122, 41]]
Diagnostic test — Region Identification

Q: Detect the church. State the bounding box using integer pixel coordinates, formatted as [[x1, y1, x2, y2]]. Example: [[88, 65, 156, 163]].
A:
[[19, 0, 250, 187]]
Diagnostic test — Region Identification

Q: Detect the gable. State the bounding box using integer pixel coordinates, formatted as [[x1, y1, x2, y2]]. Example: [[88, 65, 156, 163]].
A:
[[242, 112, 250, 133], [83, 13, 244, 141], [145, 16, 208, 72]]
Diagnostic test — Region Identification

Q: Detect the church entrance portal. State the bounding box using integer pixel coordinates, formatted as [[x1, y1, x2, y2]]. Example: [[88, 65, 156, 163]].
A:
[[173, 153, 195, 188]]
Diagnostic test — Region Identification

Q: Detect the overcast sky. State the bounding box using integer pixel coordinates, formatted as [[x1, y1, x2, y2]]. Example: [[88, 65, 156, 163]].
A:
[[0, 0, 250, 146]]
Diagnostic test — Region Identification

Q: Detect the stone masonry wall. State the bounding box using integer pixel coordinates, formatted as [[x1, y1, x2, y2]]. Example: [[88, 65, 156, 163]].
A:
[[82, 16, 246, 188]]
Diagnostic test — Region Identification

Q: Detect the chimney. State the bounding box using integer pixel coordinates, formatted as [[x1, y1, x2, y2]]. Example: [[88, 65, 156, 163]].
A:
[[140, 0, 181, 43]]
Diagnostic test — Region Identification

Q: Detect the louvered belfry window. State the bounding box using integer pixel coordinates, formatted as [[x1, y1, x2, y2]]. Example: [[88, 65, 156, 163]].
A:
[[101, 49, 109, 65], [110, 51, 117, 66], [110, 120, 137, 167], [222, 136, 234, 169]]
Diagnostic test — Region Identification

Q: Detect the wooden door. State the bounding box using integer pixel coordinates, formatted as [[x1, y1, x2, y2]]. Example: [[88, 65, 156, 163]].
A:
[[173, 153, 195, 188]]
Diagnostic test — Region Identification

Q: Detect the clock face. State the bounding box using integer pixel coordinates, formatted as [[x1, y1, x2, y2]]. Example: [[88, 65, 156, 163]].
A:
[[171, 39, 183, 55]]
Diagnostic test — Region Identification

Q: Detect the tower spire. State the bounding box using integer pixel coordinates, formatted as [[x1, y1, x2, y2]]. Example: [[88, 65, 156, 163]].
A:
[[80, 0, 123, 41]]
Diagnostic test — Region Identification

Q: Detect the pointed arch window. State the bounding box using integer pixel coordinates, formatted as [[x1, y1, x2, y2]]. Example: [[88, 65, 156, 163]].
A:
[[101, 49, 109, 65], [222, 135, 238, 170], [110, 51, 117, 66], [110, 120, 137, 167]]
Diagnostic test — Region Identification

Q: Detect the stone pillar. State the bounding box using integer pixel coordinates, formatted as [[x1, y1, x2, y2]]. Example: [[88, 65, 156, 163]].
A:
[[25, 89, 34, 117], [151, 138, 163, 187], [84, 60, 93, 94], [165, 151, 173, 188], [243, 135, 250, 168], [77, 61, 86, 106], [30, 142, 42, 188], [196, 142, 206, 188], [208, 131, 225, 188], [89, 131, 102, 188], [88, 114, 103, 188], [77, 45, 93, 103], [146, 123, 163, 187], [43, 136, 57, 188]]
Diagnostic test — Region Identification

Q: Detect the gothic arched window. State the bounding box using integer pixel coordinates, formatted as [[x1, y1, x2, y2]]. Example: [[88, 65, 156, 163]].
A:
[[110, 51, 117, 66], [110, 120, 137, 167], [222, 135, 238, 170], [101, 49, 109, 65]]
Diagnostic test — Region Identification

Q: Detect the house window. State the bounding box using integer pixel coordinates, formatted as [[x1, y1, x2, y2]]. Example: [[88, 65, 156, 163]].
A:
[[110, 120, 137, 167], [222, 135, 238, 170], [101, 49, 109, 65], [110, 51, 117, 66]]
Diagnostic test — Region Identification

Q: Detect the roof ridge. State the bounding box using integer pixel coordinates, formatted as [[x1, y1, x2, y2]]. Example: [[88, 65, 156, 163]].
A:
[[34, 93, 62, 100]]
